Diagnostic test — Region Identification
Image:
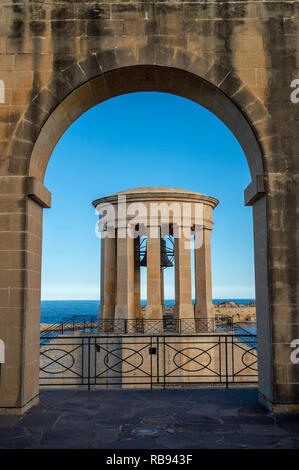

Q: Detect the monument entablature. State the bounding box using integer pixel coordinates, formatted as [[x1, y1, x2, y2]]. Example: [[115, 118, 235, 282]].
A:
[[93, 187, 219, 232]]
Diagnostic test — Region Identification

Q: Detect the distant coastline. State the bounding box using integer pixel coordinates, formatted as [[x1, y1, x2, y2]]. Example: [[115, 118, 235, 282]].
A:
[[41, 299, 256, 324]]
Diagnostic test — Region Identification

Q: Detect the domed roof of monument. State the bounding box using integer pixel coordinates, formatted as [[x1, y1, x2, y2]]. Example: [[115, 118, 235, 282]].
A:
[[112, 187, 207, 196], [92, 187, 219, 208]]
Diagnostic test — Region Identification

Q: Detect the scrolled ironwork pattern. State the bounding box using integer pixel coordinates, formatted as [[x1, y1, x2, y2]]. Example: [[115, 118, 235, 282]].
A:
[[97, 341, 150, 378], [40, 333, 258, 388], [40, 343, 83, 380], [173, 347, 212, 372], [40, 348, 75, 374]]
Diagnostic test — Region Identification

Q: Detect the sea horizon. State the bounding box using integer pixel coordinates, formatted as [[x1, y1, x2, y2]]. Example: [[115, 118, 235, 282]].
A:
[[41, 298, 255, 324]]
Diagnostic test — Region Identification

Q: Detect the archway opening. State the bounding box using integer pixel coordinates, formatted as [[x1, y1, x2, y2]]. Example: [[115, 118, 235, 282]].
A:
[[40, 89, 258, 386], [26, 65, 268, 399], [41, 90, 255, 308]]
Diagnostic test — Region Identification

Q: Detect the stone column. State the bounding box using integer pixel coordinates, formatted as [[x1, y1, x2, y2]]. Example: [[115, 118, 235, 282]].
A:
[[174, 241, 180, 321], [194, 228, 213, 331], [145, 226, 163, 325], [115, 227, 135, 330], [0, 176, 51, 414], [99, 233, 116, 330], [160, 268, 165, 315], [174, 226, 194, 331], [99, 238, 105, 320], [134, 237, 142, 324]]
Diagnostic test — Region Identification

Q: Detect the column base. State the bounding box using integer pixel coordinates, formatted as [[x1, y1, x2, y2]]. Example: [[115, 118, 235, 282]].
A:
[[115, 305, 136, 333], [145, 305, 163, 333], [98, 304, 103, 321], [194, 306, 215, 332], [194, 305, 213, 317], [115, 305, 128, 320], [178, 304, 194, 318], [0, 394, 39, 416], [102, 305, 115, 319], [101, 305, 115, 331], [177, 304, 195, 332], [259, 391, 299, 414], [114, 305, 128, 333]]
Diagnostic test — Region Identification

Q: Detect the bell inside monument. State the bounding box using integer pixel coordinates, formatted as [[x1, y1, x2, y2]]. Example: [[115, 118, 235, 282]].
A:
[[138, 238, 174, 269], [160, 238, 174, 268]]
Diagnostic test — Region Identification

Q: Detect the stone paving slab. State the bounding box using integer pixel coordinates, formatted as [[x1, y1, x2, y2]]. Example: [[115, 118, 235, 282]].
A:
[[0, 388, 298, 449]]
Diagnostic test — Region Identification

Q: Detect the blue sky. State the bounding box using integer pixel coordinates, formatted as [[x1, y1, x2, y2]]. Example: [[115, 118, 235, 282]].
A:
[[41, 92, 255, 300]]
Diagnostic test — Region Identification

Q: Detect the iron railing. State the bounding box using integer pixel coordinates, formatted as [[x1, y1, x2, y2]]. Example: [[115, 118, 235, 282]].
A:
[[97, 318, 219, 334], [41, 315, 234, 339], [40, 315, 98, 339], [40, 333, 258, 389]]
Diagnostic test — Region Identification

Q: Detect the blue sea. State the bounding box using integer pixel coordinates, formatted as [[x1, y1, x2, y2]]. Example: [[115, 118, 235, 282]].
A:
[[41, 299, 255, 324]]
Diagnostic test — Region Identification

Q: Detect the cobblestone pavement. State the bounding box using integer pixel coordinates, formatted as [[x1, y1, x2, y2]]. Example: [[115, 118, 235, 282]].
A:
[[0, 388, 299, 449]]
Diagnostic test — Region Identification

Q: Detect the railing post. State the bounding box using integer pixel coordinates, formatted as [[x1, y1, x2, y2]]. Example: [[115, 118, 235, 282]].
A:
[[163, 336, 166, 390], [150, 336, 153, 390], [231, 334, 235, 383], [225, 335, 228, 389], [157, 336, 160, 385], [88, 337, 91, 391], [81, 336, 84, 387]]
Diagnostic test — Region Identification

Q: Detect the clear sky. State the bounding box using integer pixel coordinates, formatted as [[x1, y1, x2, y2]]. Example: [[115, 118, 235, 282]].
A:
[[41, 92, 255, 301]]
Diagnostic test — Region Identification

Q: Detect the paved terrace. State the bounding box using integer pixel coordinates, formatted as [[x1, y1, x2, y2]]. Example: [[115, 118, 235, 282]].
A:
[[0, 388, 298, 449]]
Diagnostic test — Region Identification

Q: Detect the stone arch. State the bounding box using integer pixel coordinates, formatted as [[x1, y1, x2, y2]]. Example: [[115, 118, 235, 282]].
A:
[[23, 54, 270, 404], [1, 46, 274, 414], [8, 46, 269, 182]]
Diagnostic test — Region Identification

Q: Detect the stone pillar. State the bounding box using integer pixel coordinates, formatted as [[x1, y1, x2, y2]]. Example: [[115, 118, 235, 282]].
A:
[[99, 238, 105, 320], [115, 227, 135, 328], [134, 237, 142, 323], [99, 233, 116, 329], [174, 226, 194, 331], [160, 268, 165, 315], [145, 227, 163, 323], [194, 228, 213, 331], [174, 241, 179, 320], [0, 176, 50, 414]]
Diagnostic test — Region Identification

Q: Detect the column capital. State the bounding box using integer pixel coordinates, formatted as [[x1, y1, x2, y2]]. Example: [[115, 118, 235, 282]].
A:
[[0, 176, 51, 208]]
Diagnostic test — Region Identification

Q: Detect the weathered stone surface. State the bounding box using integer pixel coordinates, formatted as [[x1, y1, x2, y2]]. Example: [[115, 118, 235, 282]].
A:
[[0, 388, 298, 449]]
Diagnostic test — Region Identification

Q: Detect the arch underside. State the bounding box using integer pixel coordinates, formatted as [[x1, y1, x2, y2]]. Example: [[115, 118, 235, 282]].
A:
[[3, 49, 273, 411], [8, 52, 266, 183], [26, 62, 269, 397]]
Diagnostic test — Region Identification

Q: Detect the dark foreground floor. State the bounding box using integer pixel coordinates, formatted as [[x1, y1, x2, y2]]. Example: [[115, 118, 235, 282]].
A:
[[0, 388, 299, 449]]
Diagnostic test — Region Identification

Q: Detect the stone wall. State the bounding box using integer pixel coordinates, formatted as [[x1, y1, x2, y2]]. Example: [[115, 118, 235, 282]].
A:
[[214, 305, 256, 323]]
